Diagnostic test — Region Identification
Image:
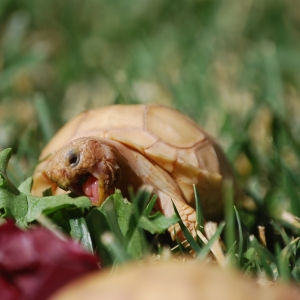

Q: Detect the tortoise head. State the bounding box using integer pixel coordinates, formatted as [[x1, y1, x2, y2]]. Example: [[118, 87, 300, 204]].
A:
[[46, 137, 122, 205]]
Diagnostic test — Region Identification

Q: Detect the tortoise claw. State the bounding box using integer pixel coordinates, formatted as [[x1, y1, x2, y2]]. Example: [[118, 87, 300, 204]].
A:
[[169, 221, 197, 242]]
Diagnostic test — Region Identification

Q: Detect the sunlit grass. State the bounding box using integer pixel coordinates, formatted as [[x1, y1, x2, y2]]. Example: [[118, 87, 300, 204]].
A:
[[0, 0, 300, 284]]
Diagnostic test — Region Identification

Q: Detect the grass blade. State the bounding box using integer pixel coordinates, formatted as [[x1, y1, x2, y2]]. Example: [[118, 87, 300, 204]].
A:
[[250, 235, 275, 279], [224, 180, 235, 253], [234, 206, 244, 266], [172, 201, 202, 254], [275, 243, 290, 281], [144, 194, 158, 216], [193, 184, 204, 234], [197, 222, 225, 260], [33, 93, 55, 142], [101, 232, 130, 264], [124, 189, 151, 246], [101, 197, 125, 244]]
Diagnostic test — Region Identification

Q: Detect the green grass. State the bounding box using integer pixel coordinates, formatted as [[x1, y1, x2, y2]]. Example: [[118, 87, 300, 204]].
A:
[[1, 0, 300, 285]]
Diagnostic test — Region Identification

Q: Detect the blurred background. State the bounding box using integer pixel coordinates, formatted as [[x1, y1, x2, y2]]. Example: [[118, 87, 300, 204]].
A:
[[0, 0, 300, 218]]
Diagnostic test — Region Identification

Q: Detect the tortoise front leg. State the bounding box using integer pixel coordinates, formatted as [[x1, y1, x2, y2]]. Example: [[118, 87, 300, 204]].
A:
[[156, 191, 197, 241], [169, 200, 197, 241]]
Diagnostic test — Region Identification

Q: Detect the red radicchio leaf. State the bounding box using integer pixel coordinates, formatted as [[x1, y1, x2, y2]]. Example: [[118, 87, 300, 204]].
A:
[[0, 220, 100, 300]]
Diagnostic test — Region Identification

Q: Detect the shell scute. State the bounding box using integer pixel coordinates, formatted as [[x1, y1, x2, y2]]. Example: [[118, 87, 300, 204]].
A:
[[194, 140, 220, 174], [172, 160, 203, 185], [96, 105, 145, 129], [177, 148, 200, 171], [145, 106, 205, 148], [105, 129, 156, 152], [176, 179, 195, 205], [144, 141, 177, 173]]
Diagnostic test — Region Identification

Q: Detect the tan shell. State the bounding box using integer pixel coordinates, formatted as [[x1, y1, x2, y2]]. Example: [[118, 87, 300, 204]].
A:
[[50, 260, 300, 300], [32, 104, 237, 221]]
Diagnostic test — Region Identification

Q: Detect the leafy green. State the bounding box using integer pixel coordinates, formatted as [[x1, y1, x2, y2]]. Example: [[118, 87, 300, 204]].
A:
[[105, 191, 146, 260], [85, 208, 113, 265], [69, 214, 94, 253], [0, 148, 91, 228], [139, 212, 179, 234], [87, 189, 179, 265]]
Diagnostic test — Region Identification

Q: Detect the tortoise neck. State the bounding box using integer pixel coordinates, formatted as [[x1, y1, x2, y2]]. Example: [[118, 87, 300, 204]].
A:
[[91, 139, 144, 202]]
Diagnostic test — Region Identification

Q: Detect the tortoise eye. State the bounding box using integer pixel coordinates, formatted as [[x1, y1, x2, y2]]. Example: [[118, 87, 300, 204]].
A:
[[67, 149, 80, 168]]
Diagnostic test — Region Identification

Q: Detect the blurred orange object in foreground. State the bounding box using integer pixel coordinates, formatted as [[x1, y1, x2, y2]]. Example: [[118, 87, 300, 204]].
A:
[[51, 260, 300, 300]]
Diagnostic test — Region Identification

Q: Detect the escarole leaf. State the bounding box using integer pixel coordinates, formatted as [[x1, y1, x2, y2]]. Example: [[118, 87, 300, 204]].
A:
[[86, 190, 179, 264], [0, 148, 91, 228], [100, 189, 178, 237]]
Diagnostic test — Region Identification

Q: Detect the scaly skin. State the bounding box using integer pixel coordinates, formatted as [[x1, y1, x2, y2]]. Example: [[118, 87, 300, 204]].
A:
[[46, 136, 197, 240]]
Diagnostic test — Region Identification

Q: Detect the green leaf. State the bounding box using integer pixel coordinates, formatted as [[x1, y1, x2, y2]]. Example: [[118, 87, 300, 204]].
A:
[[86, 208, 113, 266], [87, 190, 179, 262], [26, 193, 90, 223], [101, 192, 126, 244], [86, 191, 145, 263], [0, 148, 91, 227], [108, 190, 146, 258], [113, 189, 179, 244], [138, 192, 179, 234], [18, 177, 33, 194], [124, 189, 151, 246], [0, 148, 19, 194], [69, 213, 94, 253], [139, 212, 179, 234], [88, 191, 146, 261]]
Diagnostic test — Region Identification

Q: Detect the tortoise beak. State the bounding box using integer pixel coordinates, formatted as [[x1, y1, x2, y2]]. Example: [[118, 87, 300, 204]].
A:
[[68, 183, 85, 196], [59, 173, 90, 193]]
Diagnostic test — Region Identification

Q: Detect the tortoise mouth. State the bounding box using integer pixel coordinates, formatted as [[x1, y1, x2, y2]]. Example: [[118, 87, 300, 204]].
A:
[[68, 173, 99, 205]]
